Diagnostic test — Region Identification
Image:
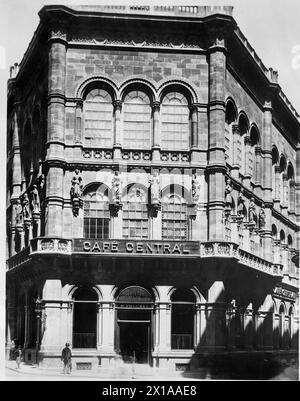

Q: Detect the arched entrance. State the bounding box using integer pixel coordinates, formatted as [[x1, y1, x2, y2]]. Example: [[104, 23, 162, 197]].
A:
[[115, 286, 153, 364], [73, 287, 98, 348]]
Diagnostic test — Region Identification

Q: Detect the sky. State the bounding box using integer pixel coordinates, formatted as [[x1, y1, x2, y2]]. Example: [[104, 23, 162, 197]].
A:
[[0, 0, 300, 378]]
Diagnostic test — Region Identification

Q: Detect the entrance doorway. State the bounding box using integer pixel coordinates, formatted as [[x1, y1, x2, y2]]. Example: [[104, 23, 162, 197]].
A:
[[116, 286, 153, 364], [73, 287, 98, 348]]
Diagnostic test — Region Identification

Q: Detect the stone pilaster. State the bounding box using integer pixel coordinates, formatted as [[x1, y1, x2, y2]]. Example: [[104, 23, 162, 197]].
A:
[[152, 101, 161, 163], [207, 30, 227, 241], [45, 27, 67, 238], [113, 100, 122, 161], [97, 285, 115, 363], [205, 281, 227, 349]]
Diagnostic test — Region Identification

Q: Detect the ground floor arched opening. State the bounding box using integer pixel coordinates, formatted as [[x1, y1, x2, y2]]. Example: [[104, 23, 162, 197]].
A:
[[72, 287, 98, 348], [115, 286, 154, 364]]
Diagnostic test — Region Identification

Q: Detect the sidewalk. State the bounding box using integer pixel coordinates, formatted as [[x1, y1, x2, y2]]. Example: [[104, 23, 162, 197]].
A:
[[5, 360, 196, 381]]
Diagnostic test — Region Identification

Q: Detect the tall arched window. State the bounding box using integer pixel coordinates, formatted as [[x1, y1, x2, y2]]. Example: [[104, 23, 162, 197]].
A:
[[171, 289, 196, 350], [279, 304, 285, 349], [83, 184, 110, 239], [123, 185, 149, 239], [162, 186, 188, 240], [272, 146, 279, 200], [84, 88, 113, 147], [279, 155, 287, 205], [238, 113, 249, 176], [123, 90, 151, 149], [288, 307, 294, 349], [287, 163, 295, 212], [249, 125, 260, 182], [225, 99, 237, 165], [272, 224, 278, 262], [23, 121, 32, 186], [161, 91, 190, 150], [32, 108, 40, 172], [73, 287, 98, 348]]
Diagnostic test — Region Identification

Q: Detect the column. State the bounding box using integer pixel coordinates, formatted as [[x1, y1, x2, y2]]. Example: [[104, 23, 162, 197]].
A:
[[113, 100, 122, 161], [259, 295, 274, 350], [231, 124, 241, 180], [45, 27, 67, 238], [261, 101, 273, 261], [226, 301, 236, 350], [243, 303, 254, 349], [153, 286, 172, 369], [97, 285, 115, 366], [289, 180, 296, 213], [6, 283, 17, 360], [243, 135, 252, 188], [207, 31, 227, 241], [152, 101, 160, 163], [206, 281, 227, 349], [39, 280, 63, 354], [282, 174, 288, 214], [254, 147, 262, 197], [190, 103, 200, 164]]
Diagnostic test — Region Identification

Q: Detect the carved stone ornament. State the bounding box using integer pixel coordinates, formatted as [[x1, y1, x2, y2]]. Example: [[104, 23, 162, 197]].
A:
[[70, 169, 83, 217], [110, 171, 123, 217], [22, 193, 31, 226], [248, 197, 257, 229], [259, 203, 266, 229], [15, 199, 23, 227], [225, 178, 233, 218], [149, 172, 161, 217], [31, 184, 41, 215]]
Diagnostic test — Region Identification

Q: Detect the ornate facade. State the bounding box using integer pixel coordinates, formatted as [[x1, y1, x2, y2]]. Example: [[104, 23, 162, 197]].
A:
[[6, 5, 299, 374]]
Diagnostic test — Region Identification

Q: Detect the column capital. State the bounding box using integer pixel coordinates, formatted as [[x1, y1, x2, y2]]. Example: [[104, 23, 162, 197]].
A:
[[263, 101, 273, 111], [151, 101, 160, 110], [113, 100, 122, 110], [232, 124, 240, 134]]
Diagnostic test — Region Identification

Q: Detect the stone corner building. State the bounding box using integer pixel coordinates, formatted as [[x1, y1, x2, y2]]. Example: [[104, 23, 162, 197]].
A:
[[6, 5, 299, 373]]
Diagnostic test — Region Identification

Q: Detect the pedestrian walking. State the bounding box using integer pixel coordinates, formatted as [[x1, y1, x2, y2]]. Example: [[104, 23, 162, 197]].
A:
[[61, 343, 72, 374], [15, 346, 22, 369]]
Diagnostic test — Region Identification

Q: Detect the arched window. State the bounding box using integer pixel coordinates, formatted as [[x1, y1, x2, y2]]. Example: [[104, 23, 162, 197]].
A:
[[272, 224, 278, 261], [123, 90, 151, 149], [272, 146, 279, 200], [84, 88, 113, 147], [279, 304, 285, 349], [83, 184, 110, 239], [162, 187, 188, 240], [23, 121, 32, 186], [279, 155, 287, 205], [161, 91, 190, 150], [171, 289, 196, 349], [287, 235, 294, 276], [288, 307, 294, 349], [238, 113, 249, 176], [73, 287, 98, 348], [249, 125, 260, 182], [287, 163, 295, 212], [123, 185, 149, 239], [32, 108, 40, 172], [225, 100, 237, 165]]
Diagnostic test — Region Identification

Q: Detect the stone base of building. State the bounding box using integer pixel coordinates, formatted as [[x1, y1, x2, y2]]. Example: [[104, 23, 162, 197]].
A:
[[17, 348, 298, 380]]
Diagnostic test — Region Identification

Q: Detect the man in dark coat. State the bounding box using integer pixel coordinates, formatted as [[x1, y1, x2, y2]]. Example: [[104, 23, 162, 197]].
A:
[[61, 343, 72, 374]]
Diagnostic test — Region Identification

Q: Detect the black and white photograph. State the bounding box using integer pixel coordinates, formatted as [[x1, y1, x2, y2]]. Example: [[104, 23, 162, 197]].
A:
[[1, 0, 299, 384]]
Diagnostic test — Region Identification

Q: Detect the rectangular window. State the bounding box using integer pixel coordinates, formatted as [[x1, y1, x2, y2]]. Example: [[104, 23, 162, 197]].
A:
[[162, 203, 187, 240], [84, 201, 110, 239], [123, 203, 149, 239]]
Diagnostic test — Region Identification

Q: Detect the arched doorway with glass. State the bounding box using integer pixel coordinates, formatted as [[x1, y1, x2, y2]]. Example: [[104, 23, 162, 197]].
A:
[[72, 287, 98, 348], [115, 286, 154, 365], [171, 289, 196, 350]]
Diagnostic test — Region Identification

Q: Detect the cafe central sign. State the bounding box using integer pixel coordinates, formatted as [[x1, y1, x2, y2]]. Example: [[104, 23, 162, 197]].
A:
[[74, 239, 200, 256]]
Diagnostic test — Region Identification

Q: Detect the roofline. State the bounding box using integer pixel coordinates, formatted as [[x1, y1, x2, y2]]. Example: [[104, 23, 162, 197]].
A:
[[7, 4, 300, 129]]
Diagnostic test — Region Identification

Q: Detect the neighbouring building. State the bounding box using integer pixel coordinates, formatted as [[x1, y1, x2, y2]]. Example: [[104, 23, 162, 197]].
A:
[[6, 5, 299, 374]]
